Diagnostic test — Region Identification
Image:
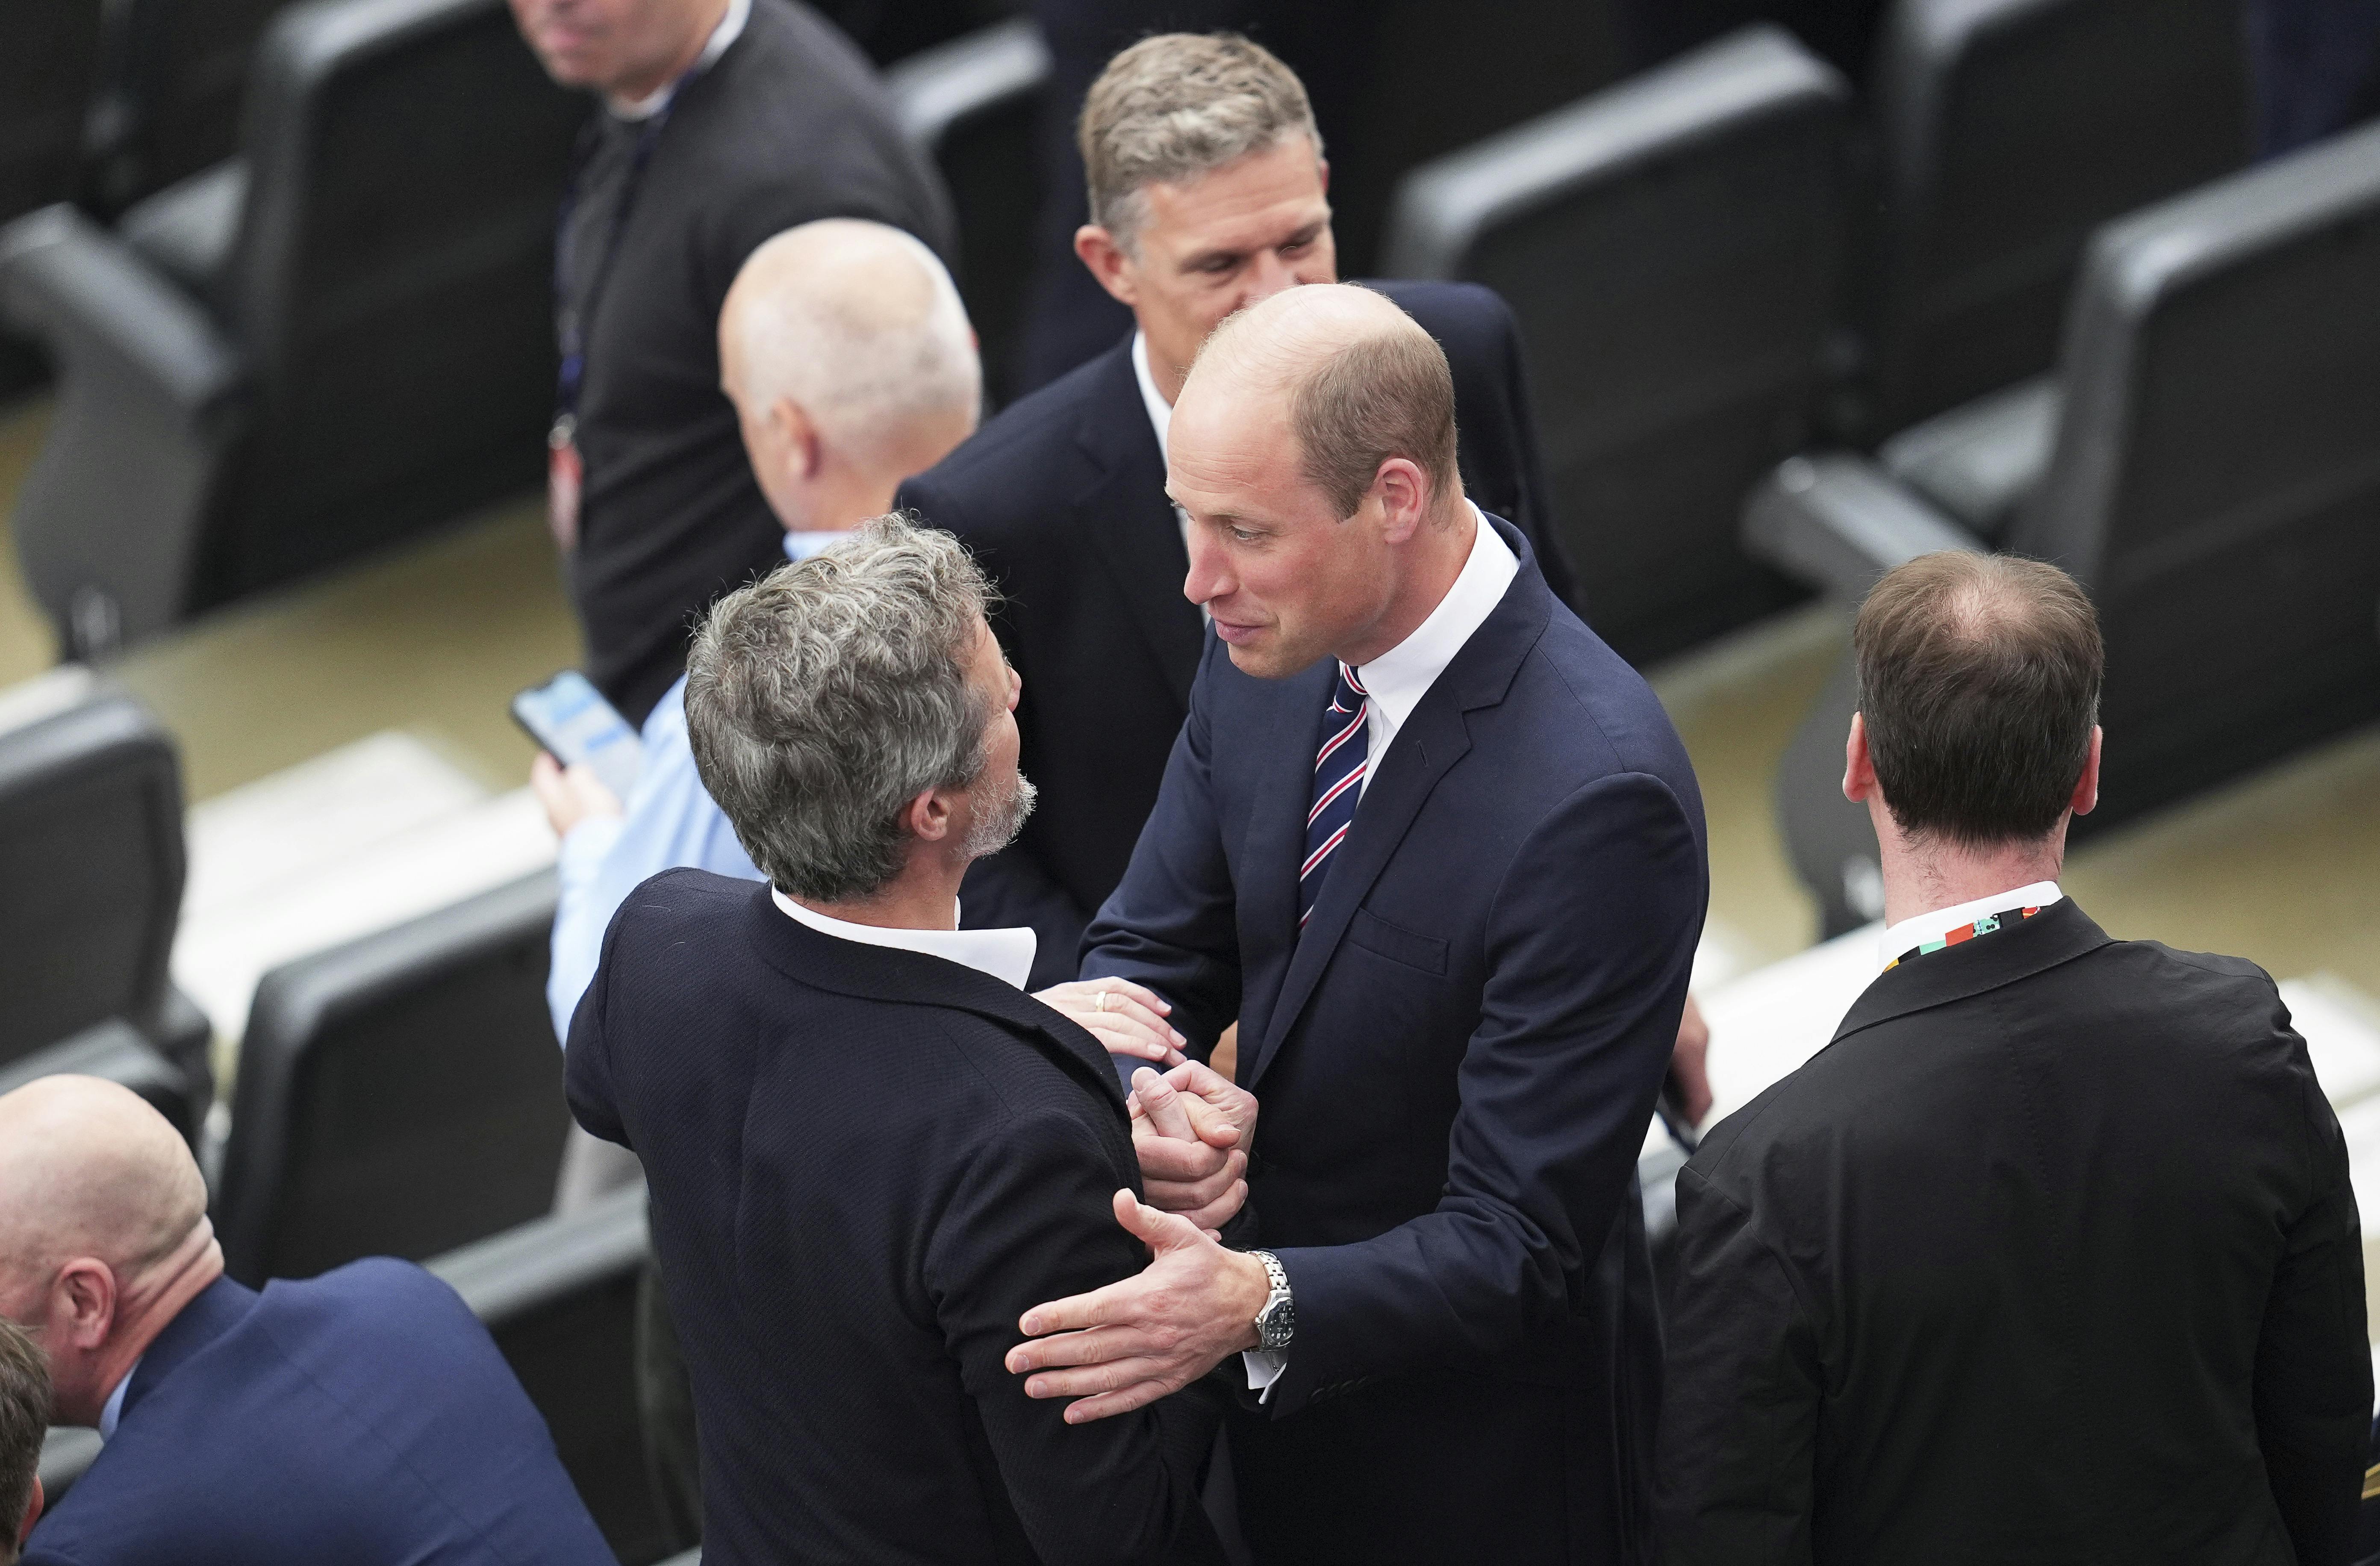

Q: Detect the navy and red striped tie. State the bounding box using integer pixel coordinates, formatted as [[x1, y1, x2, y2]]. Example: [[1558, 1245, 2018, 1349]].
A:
[[1300, 661, 1370, 929]]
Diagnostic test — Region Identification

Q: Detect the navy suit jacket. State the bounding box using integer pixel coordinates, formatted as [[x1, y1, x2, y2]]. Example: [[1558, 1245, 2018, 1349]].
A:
[[26, 1262, 611, 1566], [898, 281, 1573, 986], [566, 872, 1221, 1566], [1081, 516, 1706, 1563]]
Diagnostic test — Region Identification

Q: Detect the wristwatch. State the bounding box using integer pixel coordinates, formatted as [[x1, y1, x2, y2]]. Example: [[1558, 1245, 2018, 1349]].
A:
[[1249, 1250, 1295, 1353]]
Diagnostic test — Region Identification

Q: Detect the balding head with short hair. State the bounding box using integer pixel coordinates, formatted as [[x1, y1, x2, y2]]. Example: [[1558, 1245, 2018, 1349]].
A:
[[1196, 284, 1460, 524], [0, 1078, 224, 1429], [1854, 552, 2103, 846], [719, 218, 979, 530]]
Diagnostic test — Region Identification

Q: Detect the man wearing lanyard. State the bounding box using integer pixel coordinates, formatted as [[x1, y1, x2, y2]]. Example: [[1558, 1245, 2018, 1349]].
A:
[[1657, 552, 2370, 1562], [510, 0, 954, 727]]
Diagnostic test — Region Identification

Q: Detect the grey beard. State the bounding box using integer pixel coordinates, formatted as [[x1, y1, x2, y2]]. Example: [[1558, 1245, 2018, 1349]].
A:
[[963, 767, 1038, 861]]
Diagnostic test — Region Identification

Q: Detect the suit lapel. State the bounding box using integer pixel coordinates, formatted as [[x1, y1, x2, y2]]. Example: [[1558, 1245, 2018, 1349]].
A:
[[1073, 341, 1205, 710], [1245, 519, 1551, 1088]]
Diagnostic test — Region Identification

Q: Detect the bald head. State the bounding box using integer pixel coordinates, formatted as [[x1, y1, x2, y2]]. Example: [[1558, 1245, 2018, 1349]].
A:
[[0, 1078, 206, 1288], [1184, 284, 1460, 522], [0, 1078, 221, 1426], [719, 219, 979, 528]]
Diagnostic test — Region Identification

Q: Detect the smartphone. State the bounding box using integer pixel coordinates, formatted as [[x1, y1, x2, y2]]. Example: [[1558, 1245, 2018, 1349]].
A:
[[513, 671, 644, 799]]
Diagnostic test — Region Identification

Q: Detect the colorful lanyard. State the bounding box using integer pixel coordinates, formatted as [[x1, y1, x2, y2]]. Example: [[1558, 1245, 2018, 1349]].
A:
[[1884, 904, 2043, 972]]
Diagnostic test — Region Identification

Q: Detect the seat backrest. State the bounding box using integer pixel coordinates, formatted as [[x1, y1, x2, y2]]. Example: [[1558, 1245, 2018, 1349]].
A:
[[2011, 121, 2380, 826], [1384, 26, 1849, 662], [430, 1186, 668, 1564], [885, 18, 1048, 407], [215, 870, 571, 1286], [94, 0, 296, 208], [0, 691, 185, 1064], [206, 0, 583, 602], [0, 0, 106, 222], [1868, 0, 2251, 428]]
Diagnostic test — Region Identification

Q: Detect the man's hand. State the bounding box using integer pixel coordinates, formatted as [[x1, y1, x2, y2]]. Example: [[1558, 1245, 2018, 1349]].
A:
[[1008, 1189, 1270, 1423], [1129, 1064, 1255, 1233], [530, 752, 624, 839], [1669, 992, 1712, 1127], [1034, 978, 1187, 1066]]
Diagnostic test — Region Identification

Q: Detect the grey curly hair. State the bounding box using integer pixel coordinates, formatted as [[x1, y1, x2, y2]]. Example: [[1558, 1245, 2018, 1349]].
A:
[[684, 515, 999, 902]]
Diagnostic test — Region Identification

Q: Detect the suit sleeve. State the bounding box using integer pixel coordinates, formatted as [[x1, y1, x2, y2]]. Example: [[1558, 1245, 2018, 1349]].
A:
[[925, 1106, 1222, 1566], [2254, 1062, 2371, 1563], [1076, 636, 1243, 1054], [1654, 1162, 1820, 1566], [1261, 770, 1700, 1413]]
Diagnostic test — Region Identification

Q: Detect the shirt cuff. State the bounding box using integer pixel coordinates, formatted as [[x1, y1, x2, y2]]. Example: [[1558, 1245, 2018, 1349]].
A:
[[1241, 1349, 1286, 1404]]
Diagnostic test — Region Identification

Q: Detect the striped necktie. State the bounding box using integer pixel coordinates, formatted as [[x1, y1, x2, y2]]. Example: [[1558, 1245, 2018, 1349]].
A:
[[1301, 661, 1370, 929]]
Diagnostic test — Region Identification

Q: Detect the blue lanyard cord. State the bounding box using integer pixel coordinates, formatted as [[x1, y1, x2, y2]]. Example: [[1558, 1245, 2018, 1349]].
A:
[[551, 59, 710, 424]]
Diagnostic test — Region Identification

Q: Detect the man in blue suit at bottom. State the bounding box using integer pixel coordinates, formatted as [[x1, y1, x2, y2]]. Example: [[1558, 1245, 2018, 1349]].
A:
[[0, 1076, 612, 1566], [1006, 283, 1709, 1563]]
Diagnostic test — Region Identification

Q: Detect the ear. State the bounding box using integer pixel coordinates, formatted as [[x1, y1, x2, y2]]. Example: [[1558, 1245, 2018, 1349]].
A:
[[1316, 156, 1331, 195], [1841, 712, 1875, 805], [769, 397, 822, 482], [1074, 225, 1139, 309], [2070, 725, 2102, 818], [1370, 457, 1430, 543], [55, 1259, 117, 1352], [18, 1475, 39, 1547], [901, 784, 954, 846]]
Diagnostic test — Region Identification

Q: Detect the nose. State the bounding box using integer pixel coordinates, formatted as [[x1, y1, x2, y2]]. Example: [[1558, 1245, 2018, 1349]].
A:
[[1182, 522, 1230, 608], [1241, 247, 1298, 307]]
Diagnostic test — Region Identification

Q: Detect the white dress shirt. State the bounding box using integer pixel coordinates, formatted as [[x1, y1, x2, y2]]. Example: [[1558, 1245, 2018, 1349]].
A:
[[1349, 503, 1519, 791], [1131, 331, 1199, 568], [611, 0, 749, 118], [1877, 881, 2063, 973], [771, 890, 1038, 990]]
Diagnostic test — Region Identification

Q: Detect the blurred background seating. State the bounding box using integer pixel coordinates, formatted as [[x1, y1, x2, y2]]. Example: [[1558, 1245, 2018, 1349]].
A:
[[0, 0, 2373, 1554]]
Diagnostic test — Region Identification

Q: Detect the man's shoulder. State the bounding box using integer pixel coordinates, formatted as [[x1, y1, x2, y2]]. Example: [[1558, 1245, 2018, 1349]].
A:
[[900, 341, 1134, 536], [720, 0, 893, 110], [1499, 579, 1697, 789]]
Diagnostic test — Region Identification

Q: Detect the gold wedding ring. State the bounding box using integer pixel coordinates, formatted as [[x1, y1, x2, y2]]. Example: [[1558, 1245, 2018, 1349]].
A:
[[1094, 990, 1112, 1013]]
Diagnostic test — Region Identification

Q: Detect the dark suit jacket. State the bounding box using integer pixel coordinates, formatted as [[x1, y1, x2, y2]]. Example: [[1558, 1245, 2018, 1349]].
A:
[[898, 281, 1573, 986], [1657, 898, 2372, 1565], [568, 0, 955, 725], [25, 1263, 612, 1566], [1078, 517, 1707, 1563], [566, 870, 1221, 1566]]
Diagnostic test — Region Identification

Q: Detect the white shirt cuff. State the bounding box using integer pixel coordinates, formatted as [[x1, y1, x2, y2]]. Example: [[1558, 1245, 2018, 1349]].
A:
[[1241, 1349, 1286, 1404]]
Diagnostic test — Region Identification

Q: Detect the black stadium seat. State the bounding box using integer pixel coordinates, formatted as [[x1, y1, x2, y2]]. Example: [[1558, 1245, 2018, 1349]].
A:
[[885, 17, 1049, 407], [1745, 121, 2380, 935], [1862, 0, 2251, 431], [213, 870, 572, 1286], [1384, 26, 1850, 663], [430, 1186, 672, 1565], [0, 0, 583, 658], [0, 684, 215, 1122], [86, 0, 303, 212]]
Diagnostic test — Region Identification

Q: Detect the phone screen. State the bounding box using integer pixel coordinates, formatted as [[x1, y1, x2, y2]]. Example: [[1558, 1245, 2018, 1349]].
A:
[[513, 671, 644, 799]]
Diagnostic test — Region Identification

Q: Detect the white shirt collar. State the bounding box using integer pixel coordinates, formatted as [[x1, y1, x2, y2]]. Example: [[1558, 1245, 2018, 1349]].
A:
[[99, 1355, 141, 1440], [1351, 502, 1518, 772], [1130, 331, 1172, 460], [611, 0, 749, 119], [781, 528, 853, 563], [771, 890, 1037, 990], [1878, 881, 2063, 972]]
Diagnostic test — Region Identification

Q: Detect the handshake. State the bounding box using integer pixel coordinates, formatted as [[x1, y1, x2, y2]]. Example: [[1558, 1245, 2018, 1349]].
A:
[[1036, 978, 1257, 1233]]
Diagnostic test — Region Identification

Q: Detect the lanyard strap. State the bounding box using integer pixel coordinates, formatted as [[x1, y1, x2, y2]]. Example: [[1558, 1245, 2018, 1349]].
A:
[[551, 60, 712, 428]]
